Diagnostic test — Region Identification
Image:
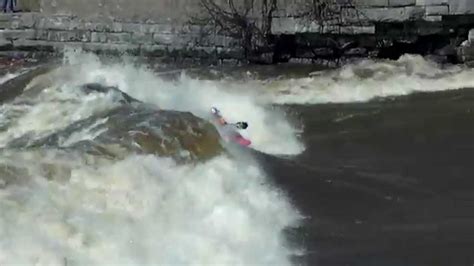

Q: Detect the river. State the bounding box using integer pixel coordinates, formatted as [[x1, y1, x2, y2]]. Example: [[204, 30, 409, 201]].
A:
[[0, 51, 473, 266]]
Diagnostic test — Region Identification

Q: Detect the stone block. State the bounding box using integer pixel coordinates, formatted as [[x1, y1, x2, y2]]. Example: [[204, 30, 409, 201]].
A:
[[112, 22, 123, 32], [145, 24, 174, 34], [82, 42, 140, 54], [0, 14, 14, 22], [416, 0, 447, 5], [67, 19, 84, 31], [449, 1, 474, 15], [469, 29, 474, 42], [12, 40, 85, 53], [34, 29, 49, 40], [48, 30, 90, 42], [9, 20, 20, 29], [457, 42, 474, 63], [0, 29, 35, 41], [345, 47, 368, 56], [36, 16, 72, 30], [122, 23, 173, 34], [425, 5, 449, 15], [83, 22, 113, 32], [424, 15, 443, 21], [17, 13, 36, 28], [338, 25, 376, 34], [91, 32, 107, 43], [351, 0, 389, 6], [107, 32, 132, 43], [140, 44, 168, 56], [153, 33, 175, 45], [179, 25, 202, 34], [271, 17, 322, 34], [131, 32, 153, 44], [354, 6, 425, 22], [424, 15, 442, 21], [10, 39, 54, 50], [122, 23, 142, 33], [0, 21, 12, 29], [388, 0, 416, 6]]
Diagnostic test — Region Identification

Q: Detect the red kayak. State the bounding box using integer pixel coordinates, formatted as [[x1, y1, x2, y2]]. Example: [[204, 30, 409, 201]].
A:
[[231, 133, 252, 147], [210, 107, 252, 147]]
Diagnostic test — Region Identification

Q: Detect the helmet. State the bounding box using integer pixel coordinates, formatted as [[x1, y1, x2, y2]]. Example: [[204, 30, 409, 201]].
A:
[[211, 107, 220, 115]]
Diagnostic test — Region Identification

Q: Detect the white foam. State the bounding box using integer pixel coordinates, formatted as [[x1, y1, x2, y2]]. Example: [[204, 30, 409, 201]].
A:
[[58, 51, 304, 155], [0, 50, 304, 265], [0, 72, 21, 84], [266, 55, 474, 104], [0, 152, 301, 266], [0, 83, 120, 147]]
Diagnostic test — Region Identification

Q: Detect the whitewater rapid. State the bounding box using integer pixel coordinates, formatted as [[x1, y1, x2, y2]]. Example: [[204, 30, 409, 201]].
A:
[[0, 151, 299, 265], [266, 54, 474, 104], [1, 51, 472, 266], [61, 51, 305, 156], [0, 51, 304, 266]]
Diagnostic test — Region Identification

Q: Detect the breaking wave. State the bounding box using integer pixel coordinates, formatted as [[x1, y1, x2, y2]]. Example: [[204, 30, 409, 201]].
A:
[[267, 55, 474, 104], [0, 50, 304, 266]]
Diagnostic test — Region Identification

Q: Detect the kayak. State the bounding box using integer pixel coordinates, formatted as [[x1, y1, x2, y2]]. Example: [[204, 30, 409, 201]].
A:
[[210, 107, 252, 147], [214, 123, 252, 147], [230, 132, 252, 147]]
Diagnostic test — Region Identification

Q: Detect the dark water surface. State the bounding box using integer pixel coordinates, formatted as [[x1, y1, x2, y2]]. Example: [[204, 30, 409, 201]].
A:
[[259, 88, 474, 266]]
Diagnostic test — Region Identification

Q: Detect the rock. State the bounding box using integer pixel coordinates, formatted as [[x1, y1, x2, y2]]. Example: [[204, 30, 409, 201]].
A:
[[434, 43, 456, 56], [457, 42, 474, 63], [81, 83, 140, 104], [36, 16, 73, 31], [469, 29, 474, 43], [11, 105, 223, 163], [345, 47, 368, 56], [0, 63, 60, 104]]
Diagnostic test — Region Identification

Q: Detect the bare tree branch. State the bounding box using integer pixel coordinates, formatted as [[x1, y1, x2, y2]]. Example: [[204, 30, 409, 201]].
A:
[[190, 0, 278, 60]]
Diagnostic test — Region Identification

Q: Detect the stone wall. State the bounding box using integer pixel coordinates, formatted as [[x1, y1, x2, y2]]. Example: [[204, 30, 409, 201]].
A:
[[0, 12, 242, 61], [1, 0, 474, 63], [271, 0, 462, 34], [38, 0, 200, 23]]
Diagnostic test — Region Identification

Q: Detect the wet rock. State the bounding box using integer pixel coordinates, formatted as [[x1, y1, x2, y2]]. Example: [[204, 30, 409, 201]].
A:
[[10, 105, 223, 163], [345, 47, 368, 56], [456, 30, 474, 63], [81, 83, 140, 104], [0, 62, 59, 104]]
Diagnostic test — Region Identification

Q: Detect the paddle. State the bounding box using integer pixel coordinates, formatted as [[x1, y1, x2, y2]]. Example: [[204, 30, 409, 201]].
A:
[[211, 107, 248, 129], [232, 122, 248, 130]]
